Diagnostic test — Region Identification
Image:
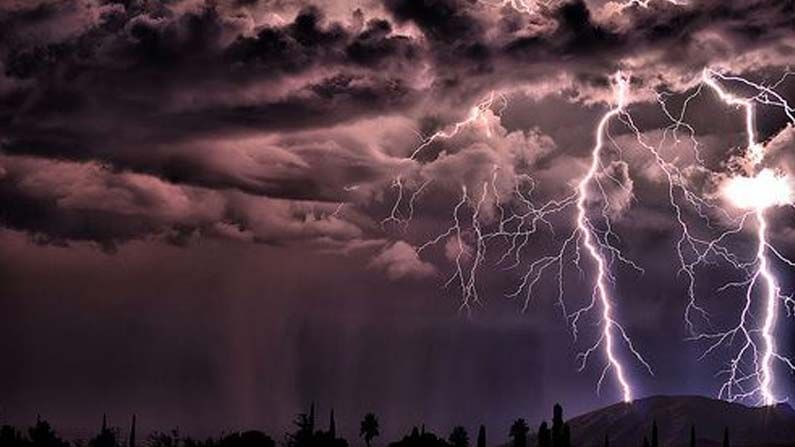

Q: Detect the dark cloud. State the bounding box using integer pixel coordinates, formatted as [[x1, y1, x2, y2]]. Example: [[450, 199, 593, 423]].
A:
[[383, 0, 484, 44], [0, 0, 792, 254]]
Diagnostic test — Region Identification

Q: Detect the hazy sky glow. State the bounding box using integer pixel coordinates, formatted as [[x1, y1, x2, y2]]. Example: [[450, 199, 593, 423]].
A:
[[2, 0, 795, 440]]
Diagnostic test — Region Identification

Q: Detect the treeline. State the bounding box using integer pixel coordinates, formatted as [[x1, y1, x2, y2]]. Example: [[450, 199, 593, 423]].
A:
[[0, 403, 733, 447]]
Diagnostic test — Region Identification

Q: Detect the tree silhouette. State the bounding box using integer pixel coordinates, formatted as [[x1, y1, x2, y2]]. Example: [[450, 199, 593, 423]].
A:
[[286, 412, 314, 447], [537, 423, 550, 447], [651, 421, 658, 447], [310, 405, 316, 434], [221, 431, 275, 447], [315, 410, 347, 447], [388, 426, 446, 447], [448, 427, 468, 447], [129, 416, 136, 447], [509, 420, 529, 447], [0, 399, 759, 447], [89, 416, 118, 447], [551, 405, 564, 447], [360, 414, 379, 447], [147, 430, 178, 447], [28, 417, 68, 447], [1, 424, 25, 447]]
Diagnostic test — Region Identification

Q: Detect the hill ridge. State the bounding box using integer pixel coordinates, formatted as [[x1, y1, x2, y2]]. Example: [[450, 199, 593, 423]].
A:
[[565, 395, 795, 447]]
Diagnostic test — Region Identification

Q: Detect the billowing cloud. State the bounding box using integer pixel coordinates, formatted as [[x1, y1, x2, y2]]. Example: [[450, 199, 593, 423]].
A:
[[369, 240, 436, 280], [1, 0, 795, 276]]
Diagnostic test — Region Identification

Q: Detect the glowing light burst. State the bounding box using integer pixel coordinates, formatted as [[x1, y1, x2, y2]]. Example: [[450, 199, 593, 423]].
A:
[[648, 68, 795, 405], [375, 26, 795, 403], [723, 170, 793, 211], [697, 69, 795, 405]]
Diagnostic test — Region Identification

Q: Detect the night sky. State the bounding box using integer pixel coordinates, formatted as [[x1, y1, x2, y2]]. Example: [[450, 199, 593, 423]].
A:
[[2, 0, 795, 442]]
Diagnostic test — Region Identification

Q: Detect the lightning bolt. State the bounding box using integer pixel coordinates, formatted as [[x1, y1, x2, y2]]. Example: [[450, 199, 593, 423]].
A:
[[695, 69, 795, 405], [381, 66, 791, 405], [644, 68, 795, 405], [382, 92, 506, 229], [413, 72, 653, 400], [572, 71, 645, 403], [375, 3, 793, 405]]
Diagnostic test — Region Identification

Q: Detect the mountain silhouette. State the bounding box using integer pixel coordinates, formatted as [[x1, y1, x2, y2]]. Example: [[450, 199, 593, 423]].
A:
[[567, 395, 795, 447]]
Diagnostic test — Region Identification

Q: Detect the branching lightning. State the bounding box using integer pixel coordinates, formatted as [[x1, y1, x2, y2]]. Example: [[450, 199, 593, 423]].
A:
[[382, 92, 506, 229], [374, 1, 795, 405], [669, 69, 795, 405], [407, 72, 654, 402], [571, 72, 648, 402]]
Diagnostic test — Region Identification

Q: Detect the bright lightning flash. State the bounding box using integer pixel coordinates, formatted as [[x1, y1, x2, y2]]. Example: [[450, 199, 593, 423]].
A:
[[410, 72, 652, 402], [575, 72, 638, 403], [723, 170, 793, 211], [699, 69, 795, 406], [649, 68, 795, 405], [719, 170, 794, 406], [380, 66, 795, 405]]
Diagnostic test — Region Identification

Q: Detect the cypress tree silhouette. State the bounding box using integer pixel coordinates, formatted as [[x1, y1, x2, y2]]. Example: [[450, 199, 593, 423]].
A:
[[537, 422, 550, 447], [551, 405, 564, 447], [604, 434, 609, 447], [561, 424, 570, 447], [642, 436, 649, 447], [689, 425, 695, 447], [477, 425, 486, 447], [129, 415, 136, 447], [722, 428, 729, 447], [90, 415, 118, 447], [309, 404, 316, 434], [329, 410, 336, 439], [651, 421, 658, 447]]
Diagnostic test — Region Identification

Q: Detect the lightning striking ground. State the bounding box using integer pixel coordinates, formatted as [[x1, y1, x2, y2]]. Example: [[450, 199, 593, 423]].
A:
[[691, 70, 795, 405], [406, 72, 653, 401], [374, 0, 794, 402], [644, 68, 795, 405], [573, 72, 639, 403]]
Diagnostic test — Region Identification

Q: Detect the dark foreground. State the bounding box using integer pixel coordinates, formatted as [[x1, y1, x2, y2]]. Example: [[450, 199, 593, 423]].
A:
[[2, 396, 794, 447]]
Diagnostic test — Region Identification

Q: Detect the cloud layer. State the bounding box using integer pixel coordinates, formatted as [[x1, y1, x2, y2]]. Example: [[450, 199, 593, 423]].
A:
[[1, 0, 795, 269]]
